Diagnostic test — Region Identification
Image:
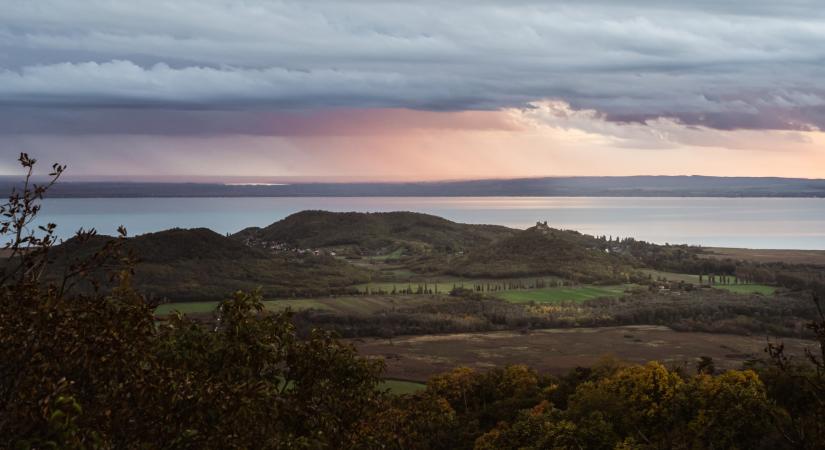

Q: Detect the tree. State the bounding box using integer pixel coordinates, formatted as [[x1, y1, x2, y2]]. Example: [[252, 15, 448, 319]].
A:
[[474, 401, 615, 450], [696, 356, 715, 375], [566, 362, 684, 447], [763, 293, 825, 449], [678, 370, 771, 449]]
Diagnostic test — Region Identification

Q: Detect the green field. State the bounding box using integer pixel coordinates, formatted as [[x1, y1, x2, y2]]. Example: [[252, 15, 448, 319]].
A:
[[495, 285, 628, 304], [155, 295, 440, 316], [642, 270, 776, 295], [714, 284, 776, 295], [155, 279, 777, 316], [355, 276, 563, 295], [381, 379, 425, 395]]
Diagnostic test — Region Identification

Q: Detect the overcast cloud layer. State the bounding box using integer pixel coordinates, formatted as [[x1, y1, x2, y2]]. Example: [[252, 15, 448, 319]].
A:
[[3, 0, 825, 134]]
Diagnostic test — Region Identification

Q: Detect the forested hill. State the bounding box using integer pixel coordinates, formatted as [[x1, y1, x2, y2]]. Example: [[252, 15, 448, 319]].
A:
[[5, 175, 825, 197], [42, 210, 824, 302], [233, 210, 517, 254], [424, 223, 637, 281], [237, 211, 701, 283]]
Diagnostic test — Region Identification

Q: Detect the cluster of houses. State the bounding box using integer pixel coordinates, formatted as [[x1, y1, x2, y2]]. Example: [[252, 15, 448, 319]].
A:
[[241, 238, 336, 257]]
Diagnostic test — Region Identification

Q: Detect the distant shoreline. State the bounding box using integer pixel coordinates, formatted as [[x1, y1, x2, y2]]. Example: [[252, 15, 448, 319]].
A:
[[35, 194, 825, 199], [3, 175, 825, 198], [23, 197, 825, 250]]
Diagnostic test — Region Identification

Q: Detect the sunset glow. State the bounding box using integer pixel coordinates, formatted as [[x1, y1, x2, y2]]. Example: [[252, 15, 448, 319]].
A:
[[2, 1, 825, 180], [5, 102, 823, 180]]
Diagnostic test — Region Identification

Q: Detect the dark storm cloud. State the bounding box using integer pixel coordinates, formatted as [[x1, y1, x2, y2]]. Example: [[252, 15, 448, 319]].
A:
[[2, 0, 825, 133]]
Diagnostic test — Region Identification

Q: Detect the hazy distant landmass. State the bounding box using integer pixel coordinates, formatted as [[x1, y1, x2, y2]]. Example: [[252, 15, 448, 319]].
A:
[[2, 175, 825, 197]]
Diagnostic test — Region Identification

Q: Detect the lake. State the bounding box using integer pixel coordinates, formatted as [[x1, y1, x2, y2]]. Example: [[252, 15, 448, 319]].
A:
[[33, 197, 825, 250]]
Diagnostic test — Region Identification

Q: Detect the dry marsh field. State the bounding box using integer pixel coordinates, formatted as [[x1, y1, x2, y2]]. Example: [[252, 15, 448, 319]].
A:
[[354, 325, 816, 381]]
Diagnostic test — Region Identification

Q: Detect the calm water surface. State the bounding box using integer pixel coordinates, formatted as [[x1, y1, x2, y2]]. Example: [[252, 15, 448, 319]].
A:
[[35, 197, 825, 250]]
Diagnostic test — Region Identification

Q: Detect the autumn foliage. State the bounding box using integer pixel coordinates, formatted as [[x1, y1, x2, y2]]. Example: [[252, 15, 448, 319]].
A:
[[1, 154, 824, 449]]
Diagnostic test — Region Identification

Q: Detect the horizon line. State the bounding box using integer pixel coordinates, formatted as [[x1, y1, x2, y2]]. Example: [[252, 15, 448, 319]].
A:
[[3, 173, 824, 184]]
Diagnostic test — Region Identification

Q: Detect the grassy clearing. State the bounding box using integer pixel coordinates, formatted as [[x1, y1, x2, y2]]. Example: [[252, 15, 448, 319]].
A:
[[714, 284, 776, 295], [366, 248, 406, 261], [495, 285, 628, 305], [381, 379, 425, 395], [641, 270, 701, 284], [378, 268, 418, 279]]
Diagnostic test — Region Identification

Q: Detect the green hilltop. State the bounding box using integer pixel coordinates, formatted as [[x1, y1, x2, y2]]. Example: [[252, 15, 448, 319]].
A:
[[234, 210, 517, 255]]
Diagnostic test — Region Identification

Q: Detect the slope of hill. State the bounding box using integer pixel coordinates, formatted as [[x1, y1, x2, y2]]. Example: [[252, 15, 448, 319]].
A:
[[48, 228, 371, 301], [55, 228, 265, 262], [411, 222, 637, 281], [234, 210, 517, 255], [236, 212, 664, 281]]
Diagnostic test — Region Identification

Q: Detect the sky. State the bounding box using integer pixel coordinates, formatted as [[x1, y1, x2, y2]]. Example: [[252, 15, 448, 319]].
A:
[[2, 1, 825, 181]]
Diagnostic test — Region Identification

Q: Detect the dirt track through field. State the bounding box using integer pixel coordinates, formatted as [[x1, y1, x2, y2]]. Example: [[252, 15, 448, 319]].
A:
[[352, 325, 816, 381]]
